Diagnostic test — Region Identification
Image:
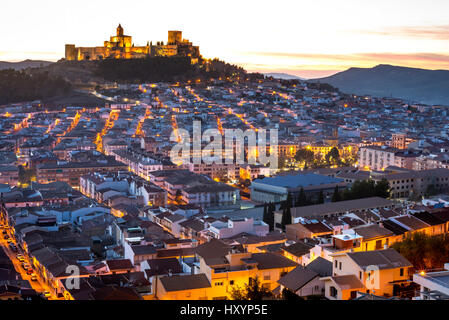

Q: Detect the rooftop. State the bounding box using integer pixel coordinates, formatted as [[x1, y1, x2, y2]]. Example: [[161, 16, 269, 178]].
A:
[[252, 173, 343, 189]]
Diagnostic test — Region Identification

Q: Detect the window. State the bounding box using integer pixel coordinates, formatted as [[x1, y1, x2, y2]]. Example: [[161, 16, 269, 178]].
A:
[[330, 286, 338, 298], [215, 282, 224, 286], [375, 240, 382, 250], [339, 262, 342, 270], [350, 290, 357, 300], [229, 280, 234, 285], [400, 268, 404, 277], [359, 271, 362, 280], [335, 260, 338, 268]]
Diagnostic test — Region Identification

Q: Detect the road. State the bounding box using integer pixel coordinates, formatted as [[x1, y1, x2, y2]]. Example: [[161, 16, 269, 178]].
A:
[[0, 226, 61, 300]]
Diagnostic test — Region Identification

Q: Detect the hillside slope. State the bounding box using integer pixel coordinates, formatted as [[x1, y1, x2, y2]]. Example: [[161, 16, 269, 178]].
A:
[[313, 64, 449, 106], [0, 60, 54, 70]]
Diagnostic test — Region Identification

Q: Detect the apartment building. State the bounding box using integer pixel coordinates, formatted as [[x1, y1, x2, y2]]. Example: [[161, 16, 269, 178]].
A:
[[36, 159, 127, 189], [322, 248, 412, 299], [154, 239, 298, 300]]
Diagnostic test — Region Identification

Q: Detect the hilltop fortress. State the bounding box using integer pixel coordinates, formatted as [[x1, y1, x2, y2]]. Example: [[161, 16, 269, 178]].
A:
[[65, 24, 200, 62]]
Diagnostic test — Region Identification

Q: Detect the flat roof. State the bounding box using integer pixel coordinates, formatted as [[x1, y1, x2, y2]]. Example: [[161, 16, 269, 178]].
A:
[[333, 233, 362, 241], [252, 173, 343, 189], [278, 197, 395, 218]]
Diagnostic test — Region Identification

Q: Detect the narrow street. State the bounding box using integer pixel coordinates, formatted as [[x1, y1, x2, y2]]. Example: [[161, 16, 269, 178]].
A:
[[0, 226, 61, 300]]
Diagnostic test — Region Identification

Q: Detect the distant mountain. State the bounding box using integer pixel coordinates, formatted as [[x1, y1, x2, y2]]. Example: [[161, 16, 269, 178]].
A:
[[264, 73, 304, 80], [313, 64, 449, 106], [0, 59, 54, 70]]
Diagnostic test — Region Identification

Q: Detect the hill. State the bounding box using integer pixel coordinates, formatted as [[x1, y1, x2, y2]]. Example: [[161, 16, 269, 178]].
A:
[[313, 64, 449, 106], [0, 59, 54, 70], [0, 69, 71, 105], [264, 73, 304, 80], [36, 57, 254, 85]]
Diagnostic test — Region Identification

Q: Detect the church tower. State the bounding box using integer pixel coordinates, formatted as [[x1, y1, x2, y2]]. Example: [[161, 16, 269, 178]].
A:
[[117, 24, 124, 37]]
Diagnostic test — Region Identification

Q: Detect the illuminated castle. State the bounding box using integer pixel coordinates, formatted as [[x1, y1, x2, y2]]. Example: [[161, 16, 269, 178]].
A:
[[65, 24, 200, 62]]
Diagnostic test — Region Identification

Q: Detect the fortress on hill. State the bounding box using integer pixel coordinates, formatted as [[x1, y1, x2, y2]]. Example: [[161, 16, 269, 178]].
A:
[[65, 24, 200, 62]]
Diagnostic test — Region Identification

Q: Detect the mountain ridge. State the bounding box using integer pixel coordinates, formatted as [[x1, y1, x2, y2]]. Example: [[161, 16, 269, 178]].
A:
[[0, 59, 54, 70], [264, 72, 305, 80], [312, 64, 449, 106]]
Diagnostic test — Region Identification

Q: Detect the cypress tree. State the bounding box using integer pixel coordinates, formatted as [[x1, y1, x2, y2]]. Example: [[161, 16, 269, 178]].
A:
[[281, 206, 292, 230], [297, 188, 306, 207], [332, 185, 341, 202], [267, 202, 275, 231], [317, 190, 324, 204], [262, 203, 269, 226], [286, 192, 293, 208]]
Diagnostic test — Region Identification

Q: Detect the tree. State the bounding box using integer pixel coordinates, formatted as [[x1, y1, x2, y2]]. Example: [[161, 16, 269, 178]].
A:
[[295, 188, 307, 207], [265, 202, 275, 231], [374, 178, 390, 198], [295, 148, 315, 167], [281, 205, 292, 229], [325, 147, 340, 165], [262, 203, 274, 231], [230, 276, 272, 300], [340, 179, 391, 201], [392, 232, 449, 271], [425, 184, 439, 197], [262, 203, 268, 222], [331, 185, 341, 202], [342, 180, 376, 200], [280, 193, 292, 211], [317, 190, 324, 204]]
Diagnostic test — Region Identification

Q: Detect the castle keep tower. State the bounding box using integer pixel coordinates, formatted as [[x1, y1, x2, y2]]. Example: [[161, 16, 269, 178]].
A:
[[168, 31, 182, 45], [117, 24, 124, 37]]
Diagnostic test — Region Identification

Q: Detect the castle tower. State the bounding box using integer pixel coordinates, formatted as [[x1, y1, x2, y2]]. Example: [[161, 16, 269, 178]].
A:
[[65, 44, 77, 61], [117, 24, 124, 37], [168, 31, 182, 45]]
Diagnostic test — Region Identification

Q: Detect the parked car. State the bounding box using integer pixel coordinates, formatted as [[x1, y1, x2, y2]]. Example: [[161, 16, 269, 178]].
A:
[[17, 256, 25, 262], [3, 234, 9, 239], [43, 291, 51, 298], [31, 274, 38, 281], [26, 268, 33, 275], [2, 230, 7, 235], [6, 238, 13, 244], [22, 263, 31, 270]]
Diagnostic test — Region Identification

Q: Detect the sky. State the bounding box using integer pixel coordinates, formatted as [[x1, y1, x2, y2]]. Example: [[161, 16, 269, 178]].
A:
[[1, 0, 449, 78]]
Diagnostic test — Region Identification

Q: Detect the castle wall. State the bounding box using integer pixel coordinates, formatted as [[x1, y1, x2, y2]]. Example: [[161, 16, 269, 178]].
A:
[[64, 26, 199, 61]]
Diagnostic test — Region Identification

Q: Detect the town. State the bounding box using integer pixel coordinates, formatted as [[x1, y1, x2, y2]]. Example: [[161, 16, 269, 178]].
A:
[[1, 65, 449, 301]]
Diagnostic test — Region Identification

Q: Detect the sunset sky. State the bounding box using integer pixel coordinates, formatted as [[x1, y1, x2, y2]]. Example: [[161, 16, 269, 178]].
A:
[[2, 0, 449, 78]]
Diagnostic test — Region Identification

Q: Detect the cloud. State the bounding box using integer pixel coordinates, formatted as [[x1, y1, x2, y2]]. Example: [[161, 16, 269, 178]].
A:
[[362, 25, 449, 40], [234, 51, 449, 79], [239, 51, 449, 69]]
